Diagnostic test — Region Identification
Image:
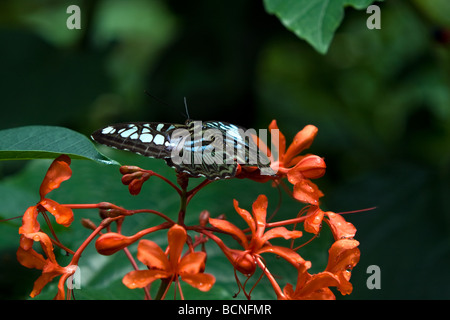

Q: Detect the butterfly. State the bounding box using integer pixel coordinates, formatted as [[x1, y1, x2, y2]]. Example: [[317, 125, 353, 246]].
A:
[[91, 120, 274, 180]]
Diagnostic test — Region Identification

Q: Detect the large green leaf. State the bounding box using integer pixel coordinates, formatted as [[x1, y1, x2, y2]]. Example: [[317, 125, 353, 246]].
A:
[[0, 125, 118, 165], [263, 0, 383, 53]]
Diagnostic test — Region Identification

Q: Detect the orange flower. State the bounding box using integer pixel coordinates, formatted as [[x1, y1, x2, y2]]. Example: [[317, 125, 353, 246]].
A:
[[122, 224, 215, 296], [282, 272, 340, 300], [282, 239, 360, 300], [237, 121, 326, 205], [19, 155, 74, 249], [304, 206, 357, 240], [16, 232, 78, 299], [209, 195, 310, 275]]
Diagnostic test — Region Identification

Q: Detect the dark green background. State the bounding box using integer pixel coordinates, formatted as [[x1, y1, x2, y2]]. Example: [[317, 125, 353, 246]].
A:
[[0, 0, 449, 299]]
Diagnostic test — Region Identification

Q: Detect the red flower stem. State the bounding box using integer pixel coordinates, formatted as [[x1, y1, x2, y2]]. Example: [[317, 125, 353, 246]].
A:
[[178, 186, 188, 225], [40, 211, 75, 254], [130, 222, 173, 241], [62, 203, 105, 209], [122, 247, 152, 300], [123, 209, 175, 224], [186, 179, 212, 204], [256, 257, 285, 299], [265, 212, 313, 228], [62, 203, 175, 224], [154, 278, 172, 300], [49, 237, 76, 255], [238, 212, 314, 235], [338, 207, 377, 215], [293, 232, 319, 251], [70, 217, 122, 265], [148, 170, 182, 196], [0, 215, 23, 222], [279, 180, 293, 197], [267, 184, 283, 222], [198, 229, 229, 251]]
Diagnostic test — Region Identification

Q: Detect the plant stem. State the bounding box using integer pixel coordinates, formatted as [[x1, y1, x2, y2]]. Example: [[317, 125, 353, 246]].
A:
[[154, 278, 171, 300], [178, 187, 188, 225]]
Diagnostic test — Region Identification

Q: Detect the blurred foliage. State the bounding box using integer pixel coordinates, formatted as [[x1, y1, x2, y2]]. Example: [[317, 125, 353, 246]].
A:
[[1, 0, 450, 299], [263, 0, 383, 53]]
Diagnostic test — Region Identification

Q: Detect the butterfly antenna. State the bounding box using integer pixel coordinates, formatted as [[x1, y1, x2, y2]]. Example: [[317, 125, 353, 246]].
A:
[[144, 90, 172, 108], [184, 96, 190, 120]]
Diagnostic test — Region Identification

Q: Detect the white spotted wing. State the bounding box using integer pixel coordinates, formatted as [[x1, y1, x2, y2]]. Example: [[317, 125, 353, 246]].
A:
[[91, 122, 183, 159], [91, 120, 274, 180]]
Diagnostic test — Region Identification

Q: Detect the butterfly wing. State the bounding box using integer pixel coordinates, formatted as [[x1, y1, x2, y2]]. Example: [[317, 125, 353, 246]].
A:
[[203, 121, 274, 176], [91, 120, 274, 180], [91, 122, 184, 159]]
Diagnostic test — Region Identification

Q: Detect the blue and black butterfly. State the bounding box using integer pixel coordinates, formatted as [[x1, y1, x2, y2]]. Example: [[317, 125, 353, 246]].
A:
[[91, 120, 274, 180]]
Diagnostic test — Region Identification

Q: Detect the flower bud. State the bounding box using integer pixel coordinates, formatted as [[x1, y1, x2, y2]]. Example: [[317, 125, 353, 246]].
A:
[[121, 172, 142, 185], [95, 232, 134, 255], [287, 155, 326, 185], [297, 155, 326, 179], [199, 210, 210, 227], [81, 218, 97, 230], [119, 165, 142, 174], [128, 178, 145, 195], [223, 248, 256, 276]]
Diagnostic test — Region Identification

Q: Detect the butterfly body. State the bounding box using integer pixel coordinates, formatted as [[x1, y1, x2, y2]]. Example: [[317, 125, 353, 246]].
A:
[[91, 120, 273, 180]]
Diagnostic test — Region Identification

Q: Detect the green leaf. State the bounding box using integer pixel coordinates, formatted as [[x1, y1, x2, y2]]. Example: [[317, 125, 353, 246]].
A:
[[0, 126, 119, 165], [263, 0, 382, 54]]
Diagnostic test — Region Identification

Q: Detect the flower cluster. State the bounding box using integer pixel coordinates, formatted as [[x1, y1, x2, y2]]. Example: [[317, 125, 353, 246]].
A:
[[17, 155, 77, 299], [11, 120, 361, 300]]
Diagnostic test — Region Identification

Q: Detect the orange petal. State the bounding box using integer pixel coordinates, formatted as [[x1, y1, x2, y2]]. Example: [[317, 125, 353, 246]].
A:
[[40, 198, 74, 227], [326, 239, 360, 274], [181, 272, 216, 292], [292, 180, 323, 205], [179, 252, 207, 275], [54, 273, 73, 300], [19, 234, 34, 251], [304, 206, 324, 234], [19, 206, 40, 235], [269, 120, 286, 161], [30, 272, 60, 298], [284, 125, 318, 166], [257, 245, 311, 270], [22, 232, 57, 263], [326, 239, 360, 295], [233, 199, 256, 235], [296, 272, 340, 300], [324, 212, 357, 240], [122, 270, 169, 289], [167, 224, 187, 268], [252, 195, 268, 236], [261, 227, 303, 243], [282, 283, 296, 299], [246, 195, 269, 254], [39, 155, 72, 198], [249, 130, 271, 159], [136, 239, 170, 270], [16, 246, 46, 270], [209, 218, 248, 248], [287, 155, 326, 184]]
